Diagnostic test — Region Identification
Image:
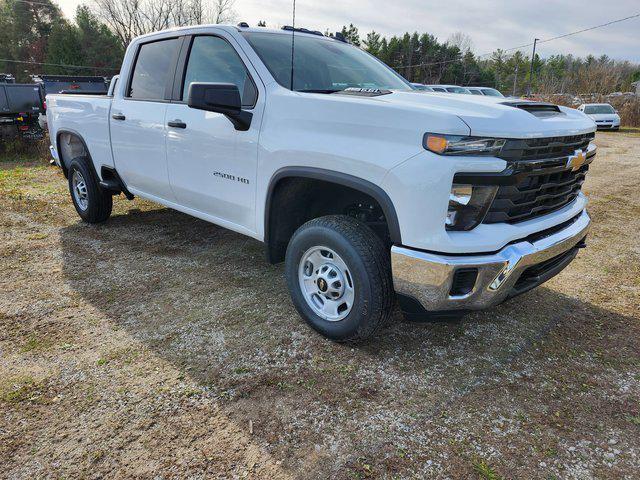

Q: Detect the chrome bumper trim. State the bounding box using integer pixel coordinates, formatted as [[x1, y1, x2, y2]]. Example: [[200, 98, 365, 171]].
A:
[[391, 210, 590, 311]]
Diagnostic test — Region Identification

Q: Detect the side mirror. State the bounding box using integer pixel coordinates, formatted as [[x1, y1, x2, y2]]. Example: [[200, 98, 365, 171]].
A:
[[187, 82, 252, 131]]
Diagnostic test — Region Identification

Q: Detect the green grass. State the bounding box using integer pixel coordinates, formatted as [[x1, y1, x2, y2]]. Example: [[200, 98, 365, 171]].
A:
[[472, 459, 502, 480], [0, 376, 43, 404], [20, 335, 54, 353]]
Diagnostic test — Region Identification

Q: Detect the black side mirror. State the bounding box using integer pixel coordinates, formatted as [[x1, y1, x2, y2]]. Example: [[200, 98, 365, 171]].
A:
[[187, 82, 252, 131]]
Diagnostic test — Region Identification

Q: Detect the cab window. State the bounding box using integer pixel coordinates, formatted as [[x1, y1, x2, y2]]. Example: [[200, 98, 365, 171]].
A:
[[129, 38, 181, 100]]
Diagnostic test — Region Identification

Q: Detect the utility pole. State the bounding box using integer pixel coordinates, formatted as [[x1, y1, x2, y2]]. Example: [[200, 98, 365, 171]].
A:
[[512, 63, 519, 97], [527, 38, 539, 97]]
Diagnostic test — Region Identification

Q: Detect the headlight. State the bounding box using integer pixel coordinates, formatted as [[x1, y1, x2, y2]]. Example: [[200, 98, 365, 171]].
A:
[[424, 133, 506, 156], [446, 184, 497, 231]]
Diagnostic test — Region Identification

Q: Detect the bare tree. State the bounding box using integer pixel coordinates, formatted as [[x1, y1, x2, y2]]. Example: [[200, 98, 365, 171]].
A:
[[213, 0, 236, 24], [92, 0, 237, 48], [446, 31, 473, 55]]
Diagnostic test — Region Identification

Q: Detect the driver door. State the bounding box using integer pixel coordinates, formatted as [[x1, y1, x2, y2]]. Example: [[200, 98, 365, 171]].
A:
[[165, 34, 263, 233]]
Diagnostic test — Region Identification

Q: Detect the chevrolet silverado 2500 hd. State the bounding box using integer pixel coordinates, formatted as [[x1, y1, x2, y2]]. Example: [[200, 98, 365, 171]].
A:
[[46, 25, 597, 341]]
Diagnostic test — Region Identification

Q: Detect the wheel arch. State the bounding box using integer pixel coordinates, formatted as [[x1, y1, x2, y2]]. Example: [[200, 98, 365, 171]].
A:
[[264, 167, 402, 263], [55, 129, 95, 178]]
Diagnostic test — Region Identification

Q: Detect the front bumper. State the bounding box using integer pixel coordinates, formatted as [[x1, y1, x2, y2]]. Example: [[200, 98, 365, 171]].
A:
[[391, 209, 590, 312]]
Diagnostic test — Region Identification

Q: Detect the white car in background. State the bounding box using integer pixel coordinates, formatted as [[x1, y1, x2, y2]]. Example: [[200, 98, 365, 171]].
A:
[[466, 87, 504, 98], [410, 83, 435, 91], [578, 103, 620, 131], [427, 84, 472, 94]]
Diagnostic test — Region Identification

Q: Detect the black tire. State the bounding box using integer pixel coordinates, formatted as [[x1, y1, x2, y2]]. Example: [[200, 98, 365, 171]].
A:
[[285, 215, 393, 342], [68, 157, 113, 223]]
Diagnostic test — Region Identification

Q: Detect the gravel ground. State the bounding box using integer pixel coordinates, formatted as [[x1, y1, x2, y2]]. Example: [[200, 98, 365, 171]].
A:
[[1, 131, 639, 479]]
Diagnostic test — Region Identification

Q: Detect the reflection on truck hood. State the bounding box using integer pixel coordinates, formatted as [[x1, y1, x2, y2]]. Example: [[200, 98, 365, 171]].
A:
[[337, 90, 596, 139]]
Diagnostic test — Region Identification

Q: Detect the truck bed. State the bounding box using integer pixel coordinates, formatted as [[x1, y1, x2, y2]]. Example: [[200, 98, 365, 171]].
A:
[[46, 93, 115, 171]]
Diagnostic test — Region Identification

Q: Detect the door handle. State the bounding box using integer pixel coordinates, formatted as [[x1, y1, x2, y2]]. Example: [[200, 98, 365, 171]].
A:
[[167, 120, 187, 129], [112, 113, 125, 121]]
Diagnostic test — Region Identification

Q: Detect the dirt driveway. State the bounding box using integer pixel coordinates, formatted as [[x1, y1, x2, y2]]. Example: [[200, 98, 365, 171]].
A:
[[1, 131, 639, 479]]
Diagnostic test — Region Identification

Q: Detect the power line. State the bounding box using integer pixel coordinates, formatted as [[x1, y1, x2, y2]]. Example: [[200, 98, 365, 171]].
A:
[[0, 58, 119, 71], [538, 12, 640, 44], [398, 12, 640, 70]]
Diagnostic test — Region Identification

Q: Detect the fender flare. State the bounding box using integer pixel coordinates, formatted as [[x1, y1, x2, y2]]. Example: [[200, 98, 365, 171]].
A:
[[264, 166, 402, 245]]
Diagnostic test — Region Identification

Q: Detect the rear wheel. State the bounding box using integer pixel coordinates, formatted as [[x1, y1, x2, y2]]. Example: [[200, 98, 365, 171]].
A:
[[68, 157, 112, 223], [285, 215, 393, 342]]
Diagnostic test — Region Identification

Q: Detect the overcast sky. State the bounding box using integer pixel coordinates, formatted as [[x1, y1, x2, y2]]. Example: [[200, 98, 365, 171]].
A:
[[57, 0, 640, 62]]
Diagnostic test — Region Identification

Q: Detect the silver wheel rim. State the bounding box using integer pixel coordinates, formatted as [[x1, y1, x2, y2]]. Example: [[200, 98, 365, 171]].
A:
[[298, 246, 355, 321], [71, 170, 89, 211]]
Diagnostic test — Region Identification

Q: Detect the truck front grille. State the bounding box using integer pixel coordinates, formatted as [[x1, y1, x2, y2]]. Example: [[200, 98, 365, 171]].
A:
[[483, 162, 589, 223], [454, 133, 595, 224], [498, 133, 594, 162]]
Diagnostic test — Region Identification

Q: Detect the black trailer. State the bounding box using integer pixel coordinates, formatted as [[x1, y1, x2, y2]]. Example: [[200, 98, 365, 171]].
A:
[[33, 75, 108, 96], [0, 83, 45, 141]]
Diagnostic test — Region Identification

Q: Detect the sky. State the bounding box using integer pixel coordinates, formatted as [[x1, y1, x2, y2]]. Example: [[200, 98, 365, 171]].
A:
[[56, 0, 640, 62]]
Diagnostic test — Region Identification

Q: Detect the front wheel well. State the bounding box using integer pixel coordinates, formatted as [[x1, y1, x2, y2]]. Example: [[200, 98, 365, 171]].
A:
[[265, 173, 399, 263]]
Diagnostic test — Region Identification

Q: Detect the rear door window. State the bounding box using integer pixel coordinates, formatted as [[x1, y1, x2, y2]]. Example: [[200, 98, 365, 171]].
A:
[[129, 38, 181, 100], [181, 36, 257, 107]]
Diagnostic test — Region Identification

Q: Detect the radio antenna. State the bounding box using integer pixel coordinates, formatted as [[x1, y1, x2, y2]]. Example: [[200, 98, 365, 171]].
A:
[[289, 0, 296, 91]]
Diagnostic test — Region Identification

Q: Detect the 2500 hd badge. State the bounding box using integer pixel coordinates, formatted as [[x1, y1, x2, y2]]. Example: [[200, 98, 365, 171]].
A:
[[212, 171, 250, 185]]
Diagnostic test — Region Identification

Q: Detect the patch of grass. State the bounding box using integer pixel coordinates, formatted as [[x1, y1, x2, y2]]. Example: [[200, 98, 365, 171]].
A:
[[349, 458, 375, 479], [0, 376, 44, 404], [181, 386, 203, 398], [96, 347, 141, 367], [20, 334, 53, 353], [26, 232, 49, 240], [472, 458, 502, 480], [626, 414, 640, 426]]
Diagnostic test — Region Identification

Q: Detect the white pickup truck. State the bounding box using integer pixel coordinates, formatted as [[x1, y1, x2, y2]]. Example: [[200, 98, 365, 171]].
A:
[[46, 24, 597, 341]]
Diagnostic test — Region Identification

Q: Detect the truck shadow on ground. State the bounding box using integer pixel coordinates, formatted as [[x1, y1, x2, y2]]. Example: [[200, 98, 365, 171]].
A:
[[58, 206, 636, 474]]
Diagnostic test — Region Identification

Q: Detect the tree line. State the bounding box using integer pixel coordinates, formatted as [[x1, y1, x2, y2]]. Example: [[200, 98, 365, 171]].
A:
[[340, 24, 640, 95], [0, 0, 123, 78], [0, 0, 236, 80], [1, 0, 638, 96]]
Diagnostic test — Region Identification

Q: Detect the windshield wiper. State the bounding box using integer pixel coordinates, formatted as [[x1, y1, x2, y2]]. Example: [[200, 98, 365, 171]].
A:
[[297, 89, 343, 94]]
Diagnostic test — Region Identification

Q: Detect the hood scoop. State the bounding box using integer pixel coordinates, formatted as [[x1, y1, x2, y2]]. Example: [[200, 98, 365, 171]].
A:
[[501, 101, 563, 118]]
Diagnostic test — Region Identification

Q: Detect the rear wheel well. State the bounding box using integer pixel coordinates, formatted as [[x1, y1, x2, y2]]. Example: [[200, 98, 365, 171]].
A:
[[265, 176, 396, 263], [56, 131, 90, 178]]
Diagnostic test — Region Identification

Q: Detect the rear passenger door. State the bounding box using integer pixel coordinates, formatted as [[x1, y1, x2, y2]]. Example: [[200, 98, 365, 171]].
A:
[[164, 33, 264, 233], [110, 36, 183, 202]]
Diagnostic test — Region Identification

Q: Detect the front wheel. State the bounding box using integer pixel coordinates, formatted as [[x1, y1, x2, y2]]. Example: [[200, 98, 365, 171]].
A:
[[285, 215, 393, 342]]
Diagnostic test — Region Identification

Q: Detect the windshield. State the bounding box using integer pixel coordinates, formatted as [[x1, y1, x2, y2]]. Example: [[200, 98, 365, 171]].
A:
[[584, 105, 615, 114], [480, 88, 503, 97], [242, 32, 411, 92], [445, 86, 471, 94]]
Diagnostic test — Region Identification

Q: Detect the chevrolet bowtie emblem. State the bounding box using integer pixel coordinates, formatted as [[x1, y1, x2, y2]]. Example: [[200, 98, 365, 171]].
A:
[[567, 149, 587, 171]]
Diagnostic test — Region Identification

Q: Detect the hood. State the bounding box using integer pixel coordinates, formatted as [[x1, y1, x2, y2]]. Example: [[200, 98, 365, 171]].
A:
[[339, 90, 596, 139]]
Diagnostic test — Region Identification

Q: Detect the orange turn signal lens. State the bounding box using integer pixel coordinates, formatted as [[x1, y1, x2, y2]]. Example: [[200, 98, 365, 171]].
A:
[[425, 134, 449, 154]]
